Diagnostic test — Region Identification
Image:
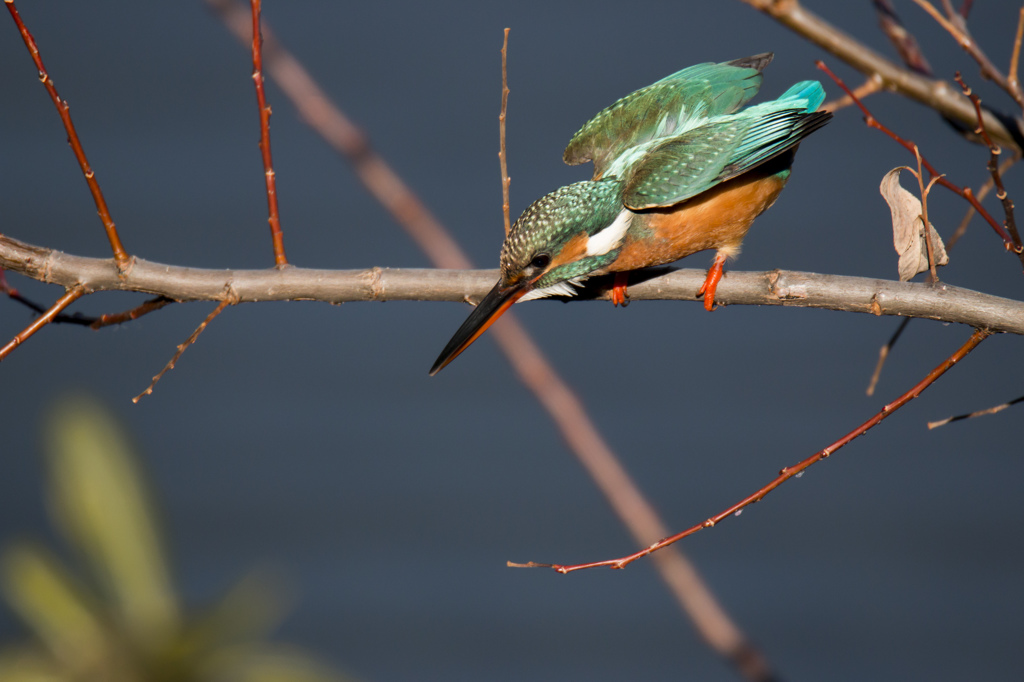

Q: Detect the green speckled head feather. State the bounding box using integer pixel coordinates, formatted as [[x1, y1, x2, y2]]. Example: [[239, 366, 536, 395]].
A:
[[500, 179, 623, 291]]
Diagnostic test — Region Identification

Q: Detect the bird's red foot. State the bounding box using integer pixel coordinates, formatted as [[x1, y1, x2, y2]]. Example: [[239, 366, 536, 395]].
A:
[[611, 272, 630, 307], [698, 255, 726, 311]]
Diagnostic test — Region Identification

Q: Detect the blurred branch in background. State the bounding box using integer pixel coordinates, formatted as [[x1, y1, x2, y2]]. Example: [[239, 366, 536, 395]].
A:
[[0, 397, 356, 682]]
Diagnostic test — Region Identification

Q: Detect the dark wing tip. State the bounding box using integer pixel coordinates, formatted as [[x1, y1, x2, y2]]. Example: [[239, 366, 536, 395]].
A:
[[726, 53, 774, 73]]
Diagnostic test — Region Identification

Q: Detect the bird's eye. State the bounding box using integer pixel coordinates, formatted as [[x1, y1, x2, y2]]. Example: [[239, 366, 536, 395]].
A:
[[530, 254, 550, 270]]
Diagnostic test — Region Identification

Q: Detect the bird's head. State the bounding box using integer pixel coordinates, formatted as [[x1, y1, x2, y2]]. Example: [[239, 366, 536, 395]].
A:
[[430, 180, 627, 375]]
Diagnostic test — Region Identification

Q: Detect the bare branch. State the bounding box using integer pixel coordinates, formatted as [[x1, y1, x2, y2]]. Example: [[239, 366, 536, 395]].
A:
[[4, 1, 130, 269], [0, 286, 85, 361], [866, 317, 911, 396], [512, 328, 991, 572], [248, 0, 288, 266], [90, 296, 175, 330], [133, 296, 235, 402], [739, 0, 1023, 152], [875, 0, 933, 76], [821, 74, 883, 113], [2, 235, 1022, 335], [818, 60, 1024, 259], [911, 0, 1024, 108], [499, 28, 512, 237], [956, 73, 1022, 250], [948, 154, 1019, 250], [1010, 8, 1024, 97], [928, 393, 1024, 428]]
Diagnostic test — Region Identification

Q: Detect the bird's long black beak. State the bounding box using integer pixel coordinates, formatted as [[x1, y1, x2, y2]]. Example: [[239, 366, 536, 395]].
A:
[[429, 280, 528, 375]]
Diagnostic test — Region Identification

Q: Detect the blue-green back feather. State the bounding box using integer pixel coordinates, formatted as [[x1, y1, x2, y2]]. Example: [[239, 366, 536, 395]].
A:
[[563, 54, 773, 177], [620, 80, 831, 209]]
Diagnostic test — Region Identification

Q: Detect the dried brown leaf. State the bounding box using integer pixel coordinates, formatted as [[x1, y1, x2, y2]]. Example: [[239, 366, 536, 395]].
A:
[[880, 168, 949, 281]]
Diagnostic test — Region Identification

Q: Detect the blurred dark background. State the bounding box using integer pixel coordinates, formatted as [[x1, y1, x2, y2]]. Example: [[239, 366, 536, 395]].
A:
[[2, 1, 1021, 680]]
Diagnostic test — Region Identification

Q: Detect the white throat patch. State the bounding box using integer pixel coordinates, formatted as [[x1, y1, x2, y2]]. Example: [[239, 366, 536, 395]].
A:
[[585, 209, 632, 256]]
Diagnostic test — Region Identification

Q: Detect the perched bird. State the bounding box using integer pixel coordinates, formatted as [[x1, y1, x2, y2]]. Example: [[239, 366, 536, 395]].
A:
[[430, 53, 831, 375]]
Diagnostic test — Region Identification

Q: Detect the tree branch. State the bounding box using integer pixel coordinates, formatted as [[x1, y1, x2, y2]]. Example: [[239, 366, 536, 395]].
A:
[[3, 234, 1021, 334], [739, 0, 1023, 152]]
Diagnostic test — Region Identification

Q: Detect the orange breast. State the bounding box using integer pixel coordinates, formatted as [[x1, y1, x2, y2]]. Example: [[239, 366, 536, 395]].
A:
[[609, 171, 788, 272]]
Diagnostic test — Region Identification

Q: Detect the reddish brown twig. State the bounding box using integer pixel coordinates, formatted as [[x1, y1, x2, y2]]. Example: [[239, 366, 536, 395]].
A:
[[875, 0, 933, 76], [0, 286, 86, 361], [133, 296, 235, 402], [4, 1, 130, 270], [511, 328, 991, 573], [2, 270, 95, 326], [817, 60, 1024, 262], [955, 73, 1022, 252], [90, 296, 175, 330], [948, 154, 1019, 250], [903, 149, 944, 283], [3, 268, 173, 329], [928, 393, 1024, 428], [821, 74, 883, 113], [499, 28, 512, 237], [249, 0, 287, 267], [741, 0, 1021, 152]]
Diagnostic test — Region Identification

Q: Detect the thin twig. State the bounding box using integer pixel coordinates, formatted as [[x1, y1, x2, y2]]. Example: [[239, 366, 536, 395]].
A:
[[132, 296, 235, 402], [738, 0, 1020, 151], [249, 0, 288, 267], [511, 329, 991, 573], [1010, 8, 1024, 98], [928, 393, 1024, 428], [956, 73, 1021, 251], [817, 60, 1024, 262], [866, 317, 911, 397], [909, 148, 943, 283], [2, 272, 173, 329], [4, 1, 130, 270], [948, 154, 1019, 250], [499, 28, 512, 237], [821, 74, 883, 113], [910, 0, 1024, 108], [90, 296, 175, 330], [1, 270, 95, 326], [0, 286, 86, 361]]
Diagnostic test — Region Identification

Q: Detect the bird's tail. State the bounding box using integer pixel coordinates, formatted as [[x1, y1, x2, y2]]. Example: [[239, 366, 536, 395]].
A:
[[774, 80, 826, 112]]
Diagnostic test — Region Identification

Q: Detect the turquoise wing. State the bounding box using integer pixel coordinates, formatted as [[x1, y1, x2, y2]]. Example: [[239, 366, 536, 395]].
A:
[[622, 81, 832, 210], [563, 54, 773, 178]]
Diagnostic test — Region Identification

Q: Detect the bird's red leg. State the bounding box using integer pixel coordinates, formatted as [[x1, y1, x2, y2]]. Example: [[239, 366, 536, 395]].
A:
[[698, 253, 727, 311], [611, 272, 630, 307]]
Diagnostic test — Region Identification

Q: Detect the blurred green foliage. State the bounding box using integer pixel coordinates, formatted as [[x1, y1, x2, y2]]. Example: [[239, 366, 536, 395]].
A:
[[0, 397, 356, 682]]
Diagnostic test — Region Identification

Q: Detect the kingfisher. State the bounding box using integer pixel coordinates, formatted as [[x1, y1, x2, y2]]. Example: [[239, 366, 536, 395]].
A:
[[430, 53, 831, 375]]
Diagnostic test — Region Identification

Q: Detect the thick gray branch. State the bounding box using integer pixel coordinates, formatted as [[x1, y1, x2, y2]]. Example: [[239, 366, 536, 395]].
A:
[[740, 0, 1022, 151], [2, 234, 1022, 334]]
